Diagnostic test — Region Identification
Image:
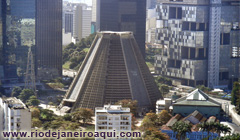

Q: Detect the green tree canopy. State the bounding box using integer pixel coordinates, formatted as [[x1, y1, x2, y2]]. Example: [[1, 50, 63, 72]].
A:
[[31, 107, 40, 118], [71, 108, 94, 126], [40, 109, 56, 121], [11, 86, 22, 97], [143, 128, 170, 140], [155, 76, 172, 86], [160, 84, 170, 96], [115, 99, 138, 115], [231, 82, 240, 105], [27, 95, 40, 106], [18, 89, 34, 102], [157, 110, 172, 126], [196, 85, 211, 93], [217, 133, 240, 140], [172, 121, 192, 140], [32, 118, 42, 128], [63, 33, 96, 70], [198, 122, 217, 140]]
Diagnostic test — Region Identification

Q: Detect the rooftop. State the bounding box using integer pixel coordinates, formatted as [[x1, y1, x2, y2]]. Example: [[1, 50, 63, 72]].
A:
[[173, 89, 221, 107], [1, 97, 28, 110], [95, 105, 130, 113]]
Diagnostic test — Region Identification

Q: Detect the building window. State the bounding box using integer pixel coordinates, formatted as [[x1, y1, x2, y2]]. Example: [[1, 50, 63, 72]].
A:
[[121, 116, 129, 120], [98, 126, 107, 130], [231, 46, 240, 58], [167, 59, 181, 68], [182, 22, 208, 31], [220, 33, 230, 45], [98, 116, 107, 120], [169, 7, 182, 19]]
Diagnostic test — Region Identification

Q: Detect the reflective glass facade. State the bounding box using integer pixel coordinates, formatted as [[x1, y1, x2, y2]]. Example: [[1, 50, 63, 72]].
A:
[[2, 0, 36, 80]]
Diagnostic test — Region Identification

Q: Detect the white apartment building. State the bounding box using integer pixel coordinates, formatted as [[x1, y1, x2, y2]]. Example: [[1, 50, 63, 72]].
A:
[[95, 105, 131, 139], [156, 98, 172, 114], [0, 97, 31, 140]]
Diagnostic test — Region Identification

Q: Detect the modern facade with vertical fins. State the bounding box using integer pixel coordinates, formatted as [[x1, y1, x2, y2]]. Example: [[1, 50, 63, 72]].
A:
[[60, 32, 161, 112], [96, 0, 146, 57], [36, 0, 62, 77]]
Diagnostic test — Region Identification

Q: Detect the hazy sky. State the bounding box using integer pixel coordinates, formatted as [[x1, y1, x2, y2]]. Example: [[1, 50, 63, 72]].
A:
[[64, 0, 92, 6]]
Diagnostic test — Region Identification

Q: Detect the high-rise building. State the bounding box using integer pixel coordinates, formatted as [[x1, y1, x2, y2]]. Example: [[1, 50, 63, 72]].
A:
[[1, 0, 36, 82], [60, 32, 161, 113], [0, 1, 3, 80], [147, 0, 156, 9], [0, 0, 63, 83], [36, 0, 62, 77], [96, 0, 146, 56], [91, 0, 97, 33], [0, 97, 31, 140], [63, 2, 92, 44], [155, 0, 240, 88], [72, 4, 92, 43], [64, 11, 74, 34]]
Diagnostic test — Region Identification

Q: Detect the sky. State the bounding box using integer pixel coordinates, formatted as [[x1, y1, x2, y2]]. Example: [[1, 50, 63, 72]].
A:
[[64, 0, 92, 6]]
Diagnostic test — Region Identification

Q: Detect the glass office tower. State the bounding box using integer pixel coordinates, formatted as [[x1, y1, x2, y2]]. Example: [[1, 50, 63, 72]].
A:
[[2, 0, 36, 82], [97, 0, 146, 57], [36, 0, 62, 78]]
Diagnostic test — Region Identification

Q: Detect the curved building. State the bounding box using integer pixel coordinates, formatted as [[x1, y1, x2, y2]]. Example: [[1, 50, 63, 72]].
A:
[[60, 31, 161, 112]]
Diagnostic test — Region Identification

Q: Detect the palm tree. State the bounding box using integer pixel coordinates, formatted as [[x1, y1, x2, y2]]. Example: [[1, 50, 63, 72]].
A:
[[172, 121, 192, 140], [214, 123, 224, 136], [222, 125, 231, 136], [198, 122, 216, 140]]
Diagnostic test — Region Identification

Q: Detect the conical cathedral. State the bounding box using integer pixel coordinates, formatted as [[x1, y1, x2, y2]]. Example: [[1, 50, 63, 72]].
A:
[[60, 31, 162, 112]]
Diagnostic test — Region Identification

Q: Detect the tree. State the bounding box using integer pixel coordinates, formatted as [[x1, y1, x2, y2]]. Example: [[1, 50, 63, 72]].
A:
[[196, 85, 211, 93], [155, 76, 172, 86], [172, 121, 192, 140], [140, 117, 155, 131], [31, 107, 40, 118], [160, 84, 170, 97], [115, 99, 138, 115], [71, 108, 94, 126], [231, 82, 240, 105], [131, 114, 138, 130], [143, 128, 170, 140], [198, 122, 216, 140], [32, 118, 42, 128], [11, 86, 22, 97], [140, 111, 158, 130], [40, 109, 55, 121], [222, 125, 231, 136], [63, 113, 72, 121], [27, 96, 40, 106], [211, 122, 230, 137], [157, 110, 171, 126], [217, 133, 240, 140], [18, 89, 34, 102]]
